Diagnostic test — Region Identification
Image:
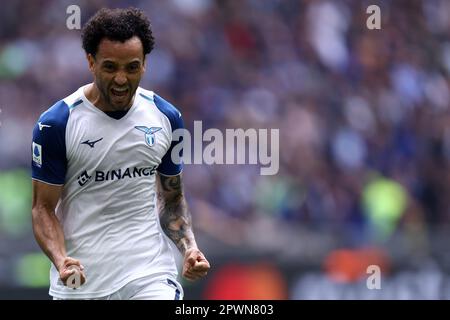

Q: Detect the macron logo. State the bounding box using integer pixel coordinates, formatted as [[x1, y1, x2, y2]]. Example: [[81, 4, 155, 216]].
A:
[[38, 122, 51, 131]]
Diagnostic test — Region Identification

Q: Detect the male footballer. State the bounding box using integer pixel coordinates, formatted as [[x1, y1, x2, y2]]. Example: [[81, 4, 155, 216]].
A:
[[31, 7, 210, 300]]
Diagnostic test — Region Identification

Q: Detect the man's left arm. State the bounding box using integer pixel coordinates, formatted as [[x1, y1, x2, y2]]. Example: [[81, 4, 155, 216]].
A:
[[157, 173, 210, 281]]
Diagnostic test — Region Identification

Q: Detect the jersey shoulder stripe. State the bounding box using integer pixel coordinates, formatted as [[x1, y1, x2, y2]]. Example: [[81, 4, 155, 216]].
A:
[[63, 87, 84, 109]]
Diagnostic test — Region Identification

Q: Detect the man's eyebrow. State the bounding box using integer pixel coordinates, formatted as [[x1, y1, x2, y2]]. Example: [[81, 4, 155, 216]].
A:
[[100, 59, 141, 65], [101, 60, 116, 64]]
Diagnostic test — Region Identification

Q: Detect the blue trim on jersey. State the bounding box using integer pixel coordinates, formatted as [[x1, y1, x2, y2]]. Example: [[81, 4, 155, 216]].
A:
[[69, 99, 82, 110], [167, 279, 181, 300], [152, 94, 184, 176], [31, 100, 69, 184], [174, 288, 181, 300], [139, 93, 153, 103]]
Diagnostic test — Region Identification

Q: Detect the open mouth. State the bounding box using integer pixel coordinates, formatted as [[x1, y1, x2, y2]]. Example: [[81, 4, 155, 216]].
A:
[[111, 87, 129, 97]]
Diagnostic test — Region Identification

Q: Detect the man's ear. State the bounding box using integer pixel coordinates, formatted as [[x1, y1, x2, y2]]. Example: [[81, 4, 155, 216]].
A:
[[142, 56, 147, 73], [87, 54, 95, 72]]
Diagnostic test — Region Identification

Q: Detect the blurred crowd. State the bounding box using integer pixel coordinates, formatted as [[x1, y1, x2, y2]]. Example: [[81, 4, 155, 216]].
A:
[[1, 0, 450, 276]]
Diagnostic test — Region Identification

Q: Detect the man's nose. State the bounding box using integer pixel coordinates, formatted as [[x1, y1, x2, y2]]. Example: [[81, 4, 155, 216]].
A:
[[113, 72, 127, 86]]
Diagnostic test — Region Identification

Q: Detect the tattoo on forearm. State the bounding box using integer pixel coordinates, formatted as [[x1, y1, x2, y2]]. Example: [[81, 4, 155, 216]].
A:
[[159, 174, 182, 193], [158, 174, 195, 254]]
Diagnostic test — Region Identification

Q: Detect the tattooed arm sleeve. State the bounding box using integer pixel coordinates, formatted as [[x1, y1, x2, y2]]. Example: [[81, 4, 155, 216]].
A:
[[156, 173, 198, 255]]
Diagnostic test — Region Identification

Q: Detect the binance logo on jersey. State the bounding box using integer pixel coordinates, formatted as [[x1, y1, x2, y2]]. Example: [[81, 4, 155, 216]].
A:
[[77, 170, 92, 186], [94, 166, 157, 182], [77, 166, 157, 186]]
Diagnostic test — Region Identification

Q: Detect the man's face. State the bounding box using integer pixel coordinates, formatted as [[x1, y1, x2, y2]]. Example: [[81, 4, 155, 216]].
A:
[[87, 36, 146, 111]]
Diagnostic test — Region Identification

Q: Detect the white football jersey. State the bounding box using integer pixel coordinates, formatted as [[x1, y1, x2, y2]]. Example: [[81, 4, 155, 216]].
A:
[[31, 84, 184, 299]]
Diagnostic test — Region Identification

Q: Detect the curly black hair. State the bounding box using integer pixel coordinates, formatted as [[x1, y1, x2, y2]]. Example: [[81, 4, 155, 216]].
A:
[[81, 7, 155, 57]]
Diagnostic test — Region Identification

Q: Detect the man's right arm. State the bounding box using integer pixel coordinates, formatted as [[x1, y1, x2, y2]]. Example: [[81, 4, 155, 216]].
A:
[[31, 102, 85, 287], [31, 180, 86, 286], [32, 180, 65, 268]]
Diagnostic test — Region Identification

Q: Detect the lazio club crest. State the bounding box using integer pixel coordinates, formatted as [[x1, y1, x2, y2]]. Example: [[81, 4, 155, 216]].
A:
[[135, 126, 162, 147]]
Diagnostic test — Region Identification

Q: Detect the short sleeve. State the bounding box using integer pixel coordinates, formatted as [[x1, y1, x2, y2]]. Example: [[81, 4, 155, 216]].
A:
[[31, 101, 69, 185], [153, 94, 184, 176]]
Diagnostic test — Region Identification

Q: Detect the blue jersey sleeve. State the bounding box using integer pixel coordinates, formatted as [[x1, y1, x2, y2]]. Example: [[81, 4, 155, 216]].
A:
[[153, 94, 184, 176], [31, 100, 69, 185]]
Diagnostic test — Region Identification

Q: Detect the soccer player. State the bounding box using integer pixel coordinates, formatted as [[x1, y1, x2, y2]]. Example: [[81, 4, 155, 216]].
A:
[[31, 7, 210, 300]]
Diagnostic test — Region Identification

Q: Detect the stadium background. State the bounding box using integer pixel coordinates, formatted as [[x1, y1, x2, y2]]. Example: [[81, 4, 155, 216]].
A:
[[1, 0, 450, 299]]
